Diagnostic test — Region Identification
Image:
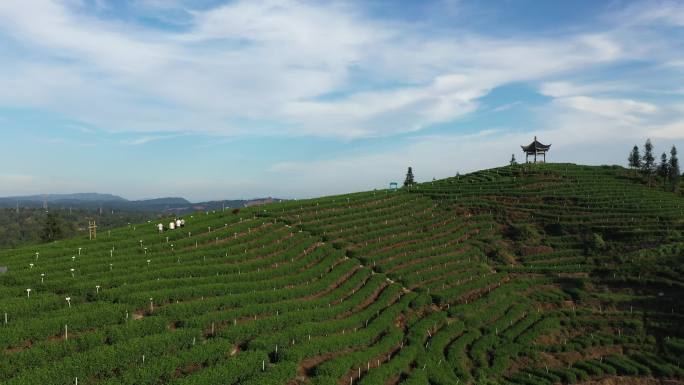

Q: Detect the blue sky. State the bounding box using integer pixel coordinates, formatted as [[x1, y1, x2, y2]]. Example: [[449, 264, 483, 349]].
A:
[[0, 0, 683, 201]]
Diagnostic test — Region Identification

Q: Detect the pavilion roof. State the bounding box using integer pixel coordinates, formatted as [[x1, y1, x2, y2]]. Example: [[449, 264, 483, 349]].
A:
[[521, 136, 551, 152]]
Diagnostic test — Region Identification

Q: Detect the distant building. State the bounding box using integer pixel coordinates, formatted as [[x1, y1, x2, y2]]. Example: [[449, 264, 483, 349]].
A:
[[521, 136, 551, 163]]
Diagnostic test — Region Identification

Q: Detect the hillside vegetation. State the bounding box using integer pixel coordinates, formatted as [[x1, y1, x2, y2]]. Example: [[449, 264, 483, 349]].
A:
[[0, 163, 682, 385], [0, 208, 156, 249]]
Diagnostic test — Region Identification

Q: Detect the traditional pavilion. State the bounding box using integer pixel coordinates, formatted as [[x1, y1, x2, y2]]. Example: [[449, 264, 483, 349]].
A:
[[521, 136, 551, 163]]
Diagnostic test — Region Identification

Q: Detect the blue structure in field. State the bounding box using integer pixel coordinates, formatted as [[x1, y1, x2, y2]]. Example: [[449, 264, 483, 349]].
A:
[[389, 182, 398, 190]]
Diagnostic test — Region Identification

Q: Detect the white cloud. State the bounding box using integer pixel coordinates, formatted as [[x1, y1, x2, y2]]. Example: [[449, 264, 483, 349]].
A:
[[278, 33, 628, 137], [123, 136, 166, 146], [646, 105, 684, 139], [538, 78, 684, 143], [614, 1, 684, 27], [490, 101, 521, 112], [0, 0, 643, 139], [0, 173, 35, 187], [0, 1, 173, 74], [553, 96, 658, 123], [649, 121, 684, 139], [539, 81, 630, 98], [664, 60, 684, 68]]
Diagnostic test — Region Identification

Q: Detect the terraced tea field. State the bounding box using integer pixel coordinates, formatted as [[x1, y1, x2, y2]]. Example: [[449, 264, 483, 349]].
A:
[[1, 163, 683, 385]]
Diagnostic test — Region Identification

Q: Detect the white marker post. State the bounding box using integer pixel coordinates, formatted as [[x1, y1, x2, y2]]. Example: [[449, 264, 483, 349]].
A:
[[65, 297, 71, 308], [26, 288, 31, 298], [41, 273, 45, 283], [95, 285, 100, 294]]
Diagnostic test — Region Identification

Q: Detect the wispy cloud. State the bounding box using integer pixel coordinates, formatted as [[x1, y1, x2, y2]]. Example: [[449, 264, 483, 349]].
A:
[[612, 0, 684, 27], [0, 0, 657, 140], [553, 96, 657, 122], [123, 135, 170, 146], [539, 81, 632, 98], [490, 101, 522, 113], [0, 173, 35, 186]]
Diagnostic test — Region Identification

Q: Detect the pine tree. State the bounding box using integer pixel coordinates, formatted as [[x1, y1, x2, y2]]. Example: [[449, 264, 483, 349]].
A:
[[642, 139, 655, 177], [510, 154, 517, 166], [669, 145, 680, 183], [404, 167, 415, 187], [657, 152, 669, 179], [628, 145, 641, 170], [41, 211, 63, 243]]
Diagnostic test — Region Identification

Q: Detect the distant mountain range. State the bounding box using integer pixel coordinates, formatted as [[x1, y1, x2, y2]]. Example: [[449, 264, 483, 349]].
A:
[[0, 193, 283, 214]]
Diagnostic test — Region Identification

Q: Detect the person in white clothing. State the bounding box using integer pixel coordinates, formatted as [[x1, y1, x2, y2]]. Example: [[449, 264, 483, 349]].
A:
[[157, 223, 164, 233], [169, 221, 175, 230], [176, 219, 182, 228]]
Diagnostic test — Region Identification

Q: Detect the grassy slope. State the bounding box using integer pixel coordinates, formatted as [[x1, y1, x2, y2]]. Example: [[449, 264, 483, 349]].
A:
[[0, 163, 683, 385]]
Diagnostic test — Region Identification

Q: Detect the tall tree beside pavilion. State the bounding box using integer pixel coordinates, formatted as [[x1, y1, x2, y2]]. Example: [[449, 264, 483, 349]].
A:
[[404, 167, 415, 187], [628, 145, 641, 171], [669, 145, 680, 185], [642, 139, 655, 176], [657, 152, 670, 180]]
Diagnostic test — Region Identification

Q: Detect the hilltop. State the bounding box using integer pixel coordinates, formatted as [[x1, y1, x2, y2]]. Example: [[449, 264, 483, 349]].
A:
[[0, 163, 682, 385]]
